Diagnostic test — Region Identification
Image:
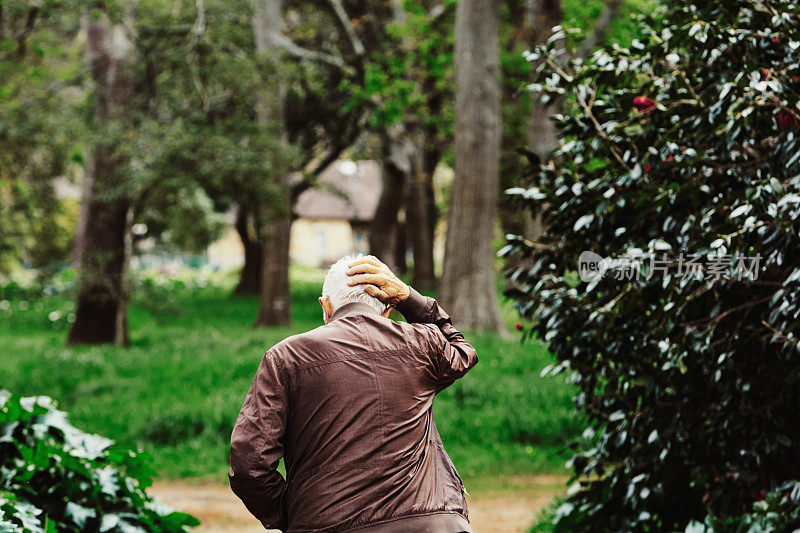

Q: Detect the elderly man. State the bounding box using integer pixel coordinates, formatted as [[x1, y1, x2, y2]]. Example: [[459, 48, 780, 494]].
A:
[[229, 254, 478, 532]]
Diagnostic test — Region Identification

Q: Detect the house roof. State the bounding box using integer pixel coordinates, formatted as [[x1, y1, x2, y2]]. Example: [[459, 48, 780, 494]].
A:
[[293, 160, 382, 222]]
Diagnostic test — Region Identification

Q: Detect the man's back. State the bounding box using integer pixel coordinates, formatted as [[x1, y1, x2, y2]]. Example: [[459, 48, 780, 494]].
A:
[[229, 288, 478, 532]]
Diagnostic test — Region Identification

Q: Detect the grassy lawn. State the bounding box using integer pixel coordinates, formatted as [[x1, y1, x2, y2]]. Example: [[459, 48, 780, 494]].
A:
[[0, 265, 582, 485]]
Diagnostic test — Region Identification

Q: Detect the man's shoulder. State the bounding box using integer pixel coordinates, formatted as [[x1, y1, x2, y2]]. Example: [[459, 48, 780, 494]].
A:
[[363, 312, 440, 336], [268, 316, 438, 370], [269, 325, 329, 357], [359, 313, 440, 351]]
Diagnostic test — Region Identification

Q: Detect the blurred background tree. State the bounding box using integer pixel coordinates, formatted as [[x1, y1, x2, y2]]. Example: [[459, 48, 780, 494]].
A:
[[1, 0, 648, 341], [0, 1, 82, 278], [67, 0, 298, 343]]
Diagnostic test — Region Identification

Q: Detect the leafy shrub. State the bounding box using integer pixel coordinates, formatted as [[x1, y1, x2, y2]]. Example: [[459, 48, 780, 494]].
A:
[[0, 268, 77, 301], [0, 391, 199, 532], [503, 0, 800, 530], [687, 481, 800, 532]]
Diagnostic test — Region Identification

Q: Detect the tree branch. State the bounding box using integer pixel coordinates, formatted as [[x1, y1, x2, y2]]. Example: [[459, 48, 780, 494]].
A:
[[290, 115, 365, 204], [193, 0, 206, 36], [254, 0, 346, 68], [269, 31, 345, 67], [326, 0, 365, 57], [575, 85, 630, 170], [762, 320, 800, 346], [15, 6, 40, 57]]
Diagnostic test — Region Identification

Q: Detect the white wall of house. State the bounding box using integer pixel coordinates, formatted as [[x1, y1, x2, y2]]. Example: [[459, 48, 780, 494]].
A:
[[207, 227, 245, 270], [290, 219, 357, 267], [203, 218, 369, 272]]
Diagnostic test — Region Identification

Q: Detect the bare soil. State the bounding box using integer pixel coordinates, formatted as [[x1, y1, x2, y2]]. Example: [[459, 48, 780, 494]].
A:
[[150, 475, 566, 533]]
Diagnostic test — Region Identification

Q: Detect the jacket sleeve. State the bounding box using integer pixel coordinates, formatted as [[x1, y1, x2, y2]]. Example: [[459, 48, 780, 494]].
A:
[[229, 349, 289, 531], [395, 286, 479, 392]]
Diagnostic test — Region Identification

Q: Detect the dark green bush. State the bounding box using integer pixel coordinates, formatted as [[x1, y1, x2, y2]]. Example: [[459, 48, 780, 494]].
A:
[[685, 481, 800, 532], [503, 0, 800, 530], [0, 391, 199, 532]]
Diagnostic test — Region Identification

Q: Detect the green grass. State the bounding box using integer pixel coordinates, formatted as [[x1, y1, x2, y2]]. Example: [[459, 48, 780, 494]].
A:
[[0, 265, 582, 483]]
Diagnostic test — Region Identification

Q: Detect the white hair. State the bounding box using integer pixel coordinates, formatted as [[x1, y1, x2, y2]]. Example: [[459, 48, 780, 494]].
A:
[[322, 253, 388, 315]]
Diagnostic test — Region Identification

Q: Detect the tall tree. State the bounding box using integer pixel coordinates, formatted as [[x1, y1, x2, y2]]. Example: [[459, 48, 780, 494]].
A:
[[67, 0, 285, 343], [0, 4, 78, 278], [250, 0, 292, 326], [404, 143, 438, 289], [363, 1, 455, 289], [249, 0, 370, 325], [369, 127, 412, 274], [403, 10, 450, 290], [131, 0, 289, 304], [527, 0, 563, 160], [524, 0, 623, 240], [68, 9, 134, 346], [439, 0, 504, 331]]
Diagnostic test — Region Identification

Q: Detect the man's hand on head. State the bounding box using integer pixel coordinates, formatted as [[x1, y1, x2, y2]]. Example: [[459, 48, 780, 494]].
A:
[[346, 256, 410, 306]]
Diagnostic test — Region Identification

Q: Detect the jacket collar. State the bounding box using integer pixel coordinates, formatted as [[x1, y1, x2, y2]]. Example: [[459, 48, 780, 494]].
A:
[[329, 301, 380, 322]]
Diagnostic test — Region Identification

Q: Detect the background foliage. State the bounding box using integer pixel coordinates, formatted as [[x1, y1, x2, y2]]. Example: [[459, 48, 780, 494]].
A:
[[0, 2, 83, 276]]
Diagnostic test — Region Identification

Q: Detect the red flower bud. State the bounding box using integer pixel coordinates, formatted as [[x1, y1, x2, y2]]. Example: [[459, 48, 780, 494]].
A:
[[644, 164, 653, 173], [755, 490, 766, 501], [662, 155, 675, 163], [633, 96, 657, 113], [514, 322, 523, 331], [778, 111, 799, 128], [761, 68, 771, 80]]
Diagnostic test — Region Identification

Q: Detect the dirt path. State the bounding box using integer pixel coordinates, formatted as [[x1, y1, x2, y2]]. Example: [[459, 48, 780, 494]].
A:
[[151, 475, 566, 533]]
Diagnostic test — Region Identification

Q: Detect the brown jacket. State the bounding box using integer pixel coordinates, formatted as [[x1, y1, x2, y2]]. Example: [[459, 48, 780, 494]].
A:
[[229, 287, 479, 532]]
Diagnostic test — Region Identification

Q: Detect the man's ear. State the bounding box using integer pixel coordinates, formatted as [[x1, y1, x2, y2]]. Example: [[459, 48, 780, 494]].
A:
[[381, 306, 393, 319], [319, 296, 335, 324]]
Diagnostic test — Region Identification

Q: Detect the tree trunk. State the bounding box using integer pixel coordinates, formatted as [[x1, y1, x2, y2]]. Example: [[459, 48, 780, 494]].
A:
[[253, 202, 292, 326], [528, 0, 563, 162], [523, 0, 618, 243], [70, 155, 93, 268], [370, 125, 439, 286], [234, 205, 262, 296], [522, 0, 564, 243], [368, 172, 404, 272], [393, 217, 407, 276], [439, 0, 504, 332], [68, 150, 132, 346], [405, 149, 437, 290], [369, 128, 412, 273], [251, 0, 292, 327], [68, 12, 133, 346], [395, 0, 441, 290]]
